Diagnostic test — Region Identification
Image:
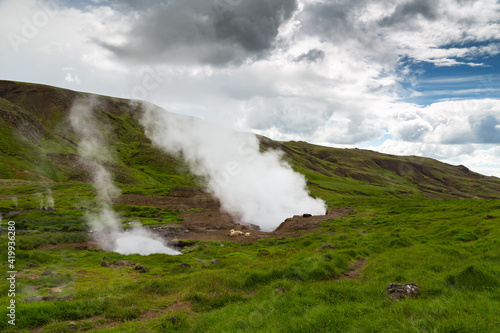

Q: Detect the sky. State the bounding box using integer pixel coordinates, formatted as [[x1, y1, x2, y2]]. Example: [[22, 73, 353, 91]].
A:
[[1, 0, 499, 177]]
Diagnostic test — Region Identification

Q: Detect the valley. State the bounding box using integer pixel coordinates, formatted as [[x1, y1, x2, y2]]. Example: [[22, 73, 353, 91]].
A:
[[0, 81, 499, 332]]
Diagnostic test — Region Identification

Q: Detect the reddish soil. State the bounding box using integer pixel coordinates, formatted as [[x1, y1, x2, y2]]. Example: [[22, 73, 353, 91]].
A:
[[116, 188, 353, 244]]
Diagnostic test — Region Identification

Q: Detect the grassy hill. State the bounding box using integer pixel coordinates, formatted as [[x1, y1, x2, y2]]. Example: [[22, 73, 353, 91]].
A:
[[0, 80, 195, 187], [275, 140, 500, 199], [1, 80, 499, 199], [0, 81, 499, 332]]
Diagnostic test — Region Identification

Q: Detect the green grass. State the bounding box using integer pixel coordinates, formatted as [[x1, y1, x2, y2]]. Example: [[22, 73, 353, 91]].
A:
[[0, 194, 498, 332]]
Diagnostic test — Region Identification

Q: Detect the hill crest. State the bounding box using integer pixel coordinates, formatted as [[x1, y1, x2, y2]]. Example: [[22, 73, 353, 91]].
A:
[[1, 79, 499, 199]]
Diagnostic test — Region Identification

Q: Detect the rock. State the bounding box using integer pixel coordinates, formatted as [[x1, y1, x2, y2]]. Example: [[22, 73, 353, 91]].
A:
[[210, 259, 221, 264], [41, 271, 54, 276], [166, 316, 181, 325], [485, 215, 493, 220], [458, 165, 470, 173], [170, 239, 198, 248], [179, 263, 191, 268], [68, 322, 77, 330], [26, 262, 38, 267], [112, 260, 134, 267], [275, 286, 287, 293], [248, 223, 261, 230], [134, 265, 149, 273], [320, 244, 333, 249], [302, 213, 312, 217], [386, 283, 420, 300]]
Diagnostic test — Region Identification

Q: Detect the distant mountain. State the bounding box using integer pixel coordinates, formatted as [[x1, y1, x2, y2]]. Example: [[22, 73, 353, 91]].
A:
[[1, 80, 499, 199]]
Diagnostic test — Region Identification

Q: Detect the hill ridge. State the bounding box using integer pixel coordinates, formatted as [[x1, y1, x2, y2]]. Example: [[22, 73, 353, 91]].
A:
[[0, 79, 499, 199]]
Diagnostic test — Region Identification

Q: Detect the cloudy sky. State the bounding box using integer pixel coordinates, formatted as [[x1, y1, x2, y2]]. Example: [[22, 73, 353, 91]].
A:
[[1, 0, 500, 177]]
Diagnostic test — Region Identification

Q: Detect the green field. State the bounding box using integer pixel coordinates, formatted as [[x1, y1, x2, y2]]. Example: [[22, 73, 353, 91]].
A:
[[0, 181, 499, 332]]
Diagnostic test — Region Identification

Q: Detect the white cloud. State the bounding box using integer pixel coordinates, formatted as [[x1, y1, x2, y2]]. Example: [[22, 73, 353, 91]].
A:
[[388, 99, 500, 144], [64, 72, 81, 84], [0, 0, 499, 178]]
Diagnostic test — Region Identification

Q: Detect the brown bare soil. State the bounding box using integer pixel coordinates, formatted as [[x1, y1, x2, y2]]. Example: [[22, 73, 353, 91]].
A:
[[116, 188, 352, 244]]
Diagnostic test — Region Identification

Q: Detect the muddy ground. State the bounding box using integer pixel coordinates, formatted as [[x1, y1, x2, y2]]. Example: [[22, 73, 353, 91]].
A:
[[116, 188, 352, 244]]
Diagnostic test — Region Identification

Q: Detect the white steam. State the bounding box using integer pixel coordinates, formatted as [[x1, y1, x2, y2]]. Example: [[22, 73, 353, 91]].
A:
[[69, 98, 179, 255], [35, 190, 55, 210], [36, 192, 44, 210], [140, 104, 326, 232], [114, 227, 177, 255], [45, 189, 55, 210]]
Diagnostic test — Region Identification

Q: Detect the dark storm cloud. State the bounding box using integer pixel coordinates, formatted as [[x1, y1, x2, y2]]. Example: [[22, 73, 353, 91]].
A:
[[296, 0, 393, 63], [61, 0, 170, 11], [378, 0, 439, 27], [299, 0, 440, 38], [294, 49, 325, 63], [107, 0, 170, 12], [96, 0, 298, 66], [297, 0, 366, 41]]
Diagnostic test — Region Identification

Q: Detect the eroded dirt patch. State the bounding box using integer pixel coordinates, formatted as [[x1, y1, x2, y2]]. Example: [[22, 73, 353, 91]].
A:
[[116, 189, 352, 243]]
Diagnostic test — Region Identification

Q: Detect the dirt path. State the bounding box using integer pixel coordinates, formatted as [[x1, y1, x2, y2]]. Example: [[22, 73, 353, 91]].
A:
[[340, 259, 365, 280]]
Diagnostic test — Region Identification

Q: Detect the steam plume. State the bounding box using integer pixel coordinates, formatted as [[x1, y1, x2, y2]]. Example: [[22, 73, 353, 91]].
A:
[[69, 98, 179, 255], [140, 104, 326, 232], [35, 192, 44, 210], [45, 189, 55, 210]]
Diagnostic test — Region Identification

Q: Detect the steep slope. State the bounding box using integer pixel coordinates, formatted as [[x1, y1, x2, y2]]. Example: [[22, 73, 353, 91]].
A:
[[261, 138, 500, 199], [1, 80, 499, 199], [0, 80, 195, 187]]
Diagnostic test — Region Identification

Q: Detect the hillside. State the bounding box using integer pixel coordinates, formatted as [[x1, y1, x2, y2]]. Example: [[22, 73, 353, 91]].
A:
[[1, 80, 499, 200], [0, 80, 195, 187], [0, 81, 499, 332], [267, 139, 500, 199]]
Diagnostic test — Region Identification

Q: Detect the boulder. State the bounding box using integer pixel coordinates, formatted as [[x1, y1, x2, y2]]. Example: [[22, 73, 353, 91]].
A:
[[386, 283, 420, 300], [134, 265, 149, 273]]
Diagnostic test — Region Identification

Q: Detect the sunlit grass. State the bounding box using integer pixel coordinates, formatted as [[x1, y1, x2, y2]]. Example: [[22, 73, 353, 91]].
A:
[[0, 181, 499, 332]]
